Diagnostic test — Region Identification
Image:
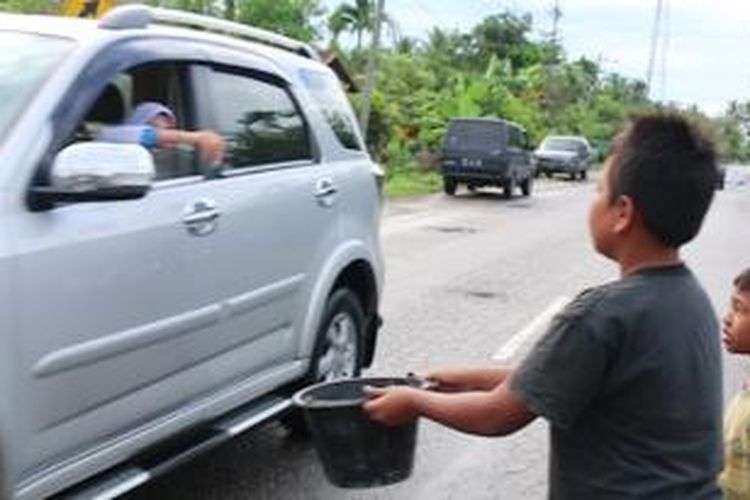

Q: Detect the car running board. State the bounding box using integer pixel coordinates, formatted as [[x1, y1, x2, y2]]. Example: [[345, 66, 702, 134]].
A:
[[57, 395, 293, 500]]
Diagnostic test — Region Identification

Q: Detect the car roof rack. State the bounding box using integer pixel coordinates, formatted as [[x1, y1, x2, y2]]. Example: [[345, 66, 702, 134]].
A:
[[99, 4, 319, 61]]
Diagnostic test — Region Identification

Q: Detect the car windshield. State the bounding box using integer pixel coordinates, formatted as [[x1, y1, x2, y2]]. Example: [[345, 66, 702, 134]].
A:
[[444, 121, 504, 152], [0, 31, 74, 143], [541, 138, 582, 152]]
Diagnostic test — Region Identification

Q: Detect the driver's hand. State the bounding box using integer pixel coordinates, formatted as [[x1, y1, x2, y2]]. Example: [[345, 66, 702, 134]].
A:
[[196, 131, 226, 167]]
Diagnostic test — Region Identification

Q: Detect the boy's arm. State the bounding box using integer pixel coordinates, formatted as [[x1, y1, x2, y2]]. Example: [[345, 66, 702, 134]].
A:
[[363, 375, 536, 436], [427, 366, 511, 392]]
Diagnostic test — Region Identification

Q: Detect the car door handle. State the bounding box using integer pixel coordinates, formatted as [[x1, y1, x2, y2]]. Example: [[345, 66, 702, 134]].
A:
[[314, 178, 338, 208], [314, 178, 338, 198], [183, 198, 220, 236]]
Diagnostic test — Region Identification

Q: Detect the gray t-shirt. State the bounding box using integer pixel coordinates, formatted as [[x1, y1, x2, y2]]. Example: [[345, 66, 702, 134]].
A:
[[511, 264, 722, 499]]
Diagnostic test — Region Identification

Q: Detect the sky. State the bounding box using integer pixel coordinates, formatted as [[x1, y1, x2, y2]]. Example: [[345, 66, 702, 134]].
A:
[[322, 0, 750, 116]]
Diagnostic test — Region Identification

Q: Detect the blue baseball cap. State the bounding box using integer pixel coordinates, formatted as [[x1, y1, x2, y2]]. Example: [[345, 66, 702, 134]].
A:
[[125, 102, 176, 126]]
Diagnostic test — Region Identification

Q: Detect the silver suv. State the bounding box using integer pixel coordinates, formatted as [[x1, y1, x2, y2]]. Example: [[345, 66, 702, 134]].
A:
[[0, 6, 383, 499], [532, 135, 592, 181]]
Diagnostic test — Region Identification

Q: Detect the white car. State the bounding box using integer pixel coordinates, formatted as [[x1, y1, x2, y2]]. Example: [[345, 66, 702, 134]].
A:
[[0, 6, 383, 498]]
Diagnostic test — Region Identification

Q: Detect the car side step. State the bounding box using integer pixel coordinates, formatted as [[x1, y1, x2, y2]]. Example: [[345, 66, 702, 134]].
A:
[[57, 395, 292, 499], [214, 395, 293, 437]]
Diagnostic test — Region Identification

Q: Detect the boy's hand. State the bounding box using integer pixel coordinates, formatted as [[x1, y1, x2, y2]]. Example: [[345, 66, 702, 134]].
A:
[[426, 368, 471, 393], [426, 366, 511, 392], [363, 386, 420, 426]]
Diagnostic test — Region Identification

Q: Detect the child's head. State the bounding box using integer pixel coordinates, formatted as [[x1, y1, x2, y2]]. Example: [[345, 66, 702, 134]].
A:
[[723, 269, 750, 354], [589, 113, 717, 259], [126, 102, 176, 129]]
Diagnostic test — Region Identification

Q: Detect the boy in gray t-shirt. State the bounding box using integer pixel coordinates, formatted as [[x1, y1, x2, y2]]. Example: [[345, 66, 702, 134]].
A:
[[364, 113, 722, 499]]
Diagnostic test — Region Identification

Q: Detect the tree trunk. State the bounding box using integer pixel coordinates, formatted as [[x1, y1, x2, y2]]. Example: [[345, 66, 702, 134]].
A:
[[225, 0, 235, 20]]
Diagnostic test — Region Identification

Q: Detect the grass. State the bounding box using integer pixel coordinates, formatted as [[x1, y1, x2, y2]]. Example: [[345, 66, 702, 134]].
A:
[[385, 169, 443, 197]]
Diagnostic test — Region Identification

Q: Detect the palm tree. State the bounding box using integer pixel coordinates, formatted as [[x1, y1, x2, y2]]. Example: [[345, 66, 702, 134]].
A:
[[328, 7, 350, 48], [330, 0, 374, 51]]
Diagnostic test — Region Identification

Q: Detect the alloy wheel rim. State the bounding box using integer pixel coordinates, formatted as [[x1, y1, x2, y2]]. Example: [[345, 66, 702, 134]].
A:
[[316, 312, 357, 382]]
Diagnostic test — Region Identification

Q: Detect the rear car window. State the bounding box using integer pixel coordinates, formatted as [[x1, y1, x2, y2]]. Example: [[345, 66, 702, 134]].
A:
[[0, 31, 74, 143], [299, 69, 363, 151], [211, 68, 312, 169], [444, 121, 505, 152]]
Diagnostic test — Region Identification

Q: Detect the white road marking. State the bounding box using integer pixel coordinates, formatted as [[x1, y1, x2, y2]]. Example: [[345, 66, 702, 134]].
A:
[[492, 295, 571, 361]]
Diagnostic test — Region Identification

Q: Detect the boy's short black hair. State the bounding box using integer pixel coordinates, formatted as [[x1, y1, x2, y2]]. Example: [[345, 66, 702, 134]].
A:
[[609, 113, 717, 248], [735, 268, 750, 293]]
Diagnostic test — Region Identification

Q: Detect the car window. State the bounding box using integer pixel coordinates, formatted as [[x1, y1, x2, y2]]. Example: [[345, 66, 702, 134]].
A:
[[507, 127, 525, 149], [71, 62, 201, 181], [445, 121, 505, 152], [0, 32, 74, 144], [299, 69, 363, 151], [210, 68, 312, 169], [542, 138, 583, 152]]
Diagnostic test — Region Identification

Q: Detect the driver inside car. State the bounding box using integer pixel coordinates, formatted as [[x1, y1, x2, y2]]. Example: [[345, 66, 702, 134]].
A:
[[97, 100, 226, 168]]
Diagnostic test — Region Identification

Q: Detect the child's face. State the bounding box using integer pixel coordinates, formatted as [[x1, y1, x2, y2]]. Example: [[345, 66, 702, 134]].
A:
[[722, 287, 750, 354], [588, 156, 618, 259], [147, 114, 174, 130]]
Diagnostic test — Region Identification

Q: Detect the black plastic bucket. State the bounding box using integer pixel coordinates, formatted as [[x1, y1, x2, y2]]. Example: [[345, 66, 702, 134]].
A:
[[293, 377, 419, 488]]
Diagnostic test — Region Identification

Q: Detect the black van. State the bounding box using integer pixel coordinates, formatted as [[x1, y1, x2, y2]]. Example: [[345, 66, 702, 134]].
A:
[[440, 117, 534, 198]]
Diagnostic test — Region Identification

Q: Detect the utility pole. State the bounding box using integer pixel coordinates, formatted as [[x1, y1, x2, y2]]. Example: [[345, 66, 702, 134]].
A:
[[658, 0, 670, 101], [359, 0, 385, 140], [646, 0, 664, 98], [551, 0, 562, 44]]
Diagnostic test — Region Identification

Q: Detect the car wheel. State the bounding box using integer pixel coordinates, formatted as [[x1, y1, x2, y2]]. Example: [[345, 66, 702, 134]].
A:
[[443, 177, 458, 196], [580, 169, 588, 181], [283, 288, 365, 435], [502, 178, 514, 199], [310, 288, 364, 383], [520, 176, 532, 196], [467, 184, 477, 192], [569, 170, 577, 181]]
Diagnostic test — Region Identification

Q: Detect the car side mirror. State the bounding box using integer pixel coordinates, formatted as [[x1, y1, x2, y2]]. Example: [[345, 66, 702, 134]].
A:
[[32, 142, 155, 206]]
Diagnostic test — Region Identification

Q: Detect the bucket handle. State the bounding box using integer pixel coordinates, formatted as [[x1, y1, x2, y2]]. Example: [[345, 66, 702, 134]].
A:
[[405, 372, 438, 391]]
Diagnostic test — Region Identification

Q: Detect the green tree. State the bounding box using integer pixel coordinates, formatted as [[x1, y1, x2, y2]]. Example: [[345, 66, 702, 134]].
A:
[[330, 0, 373, 51], [235, 0, 323, 42], [0, 0, 57, 13]]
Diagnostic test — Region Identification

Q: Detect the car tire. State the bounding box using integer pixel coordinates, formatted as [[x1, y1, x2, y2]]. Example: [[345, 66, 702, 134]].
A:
[[467, 184, 477, 192], [283, 288, 365, 436], [520, 176, 532, 196], [580, 169, 588, 181], [443, 177, 458, 196], [569, 170, 577, 181], [502, 178, 514, 199]]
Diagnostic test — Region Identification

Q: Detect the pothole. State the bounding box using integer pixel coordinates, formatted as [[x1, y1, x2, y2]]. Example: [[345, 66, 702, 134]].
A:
[[465, 290, 498, 299]]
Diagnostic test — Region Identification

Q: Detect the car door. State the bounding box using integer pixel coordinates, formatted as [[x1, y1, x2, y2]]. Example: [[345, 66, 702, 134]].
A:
[[185, 61, 340, 394], [507, 125, 531, 179], [10, 45, 228, 478]]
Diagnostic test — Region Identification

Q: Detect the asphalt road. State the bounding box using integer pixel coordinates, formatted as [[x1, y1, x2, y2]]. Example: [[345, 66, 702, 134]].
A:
[[126, 168, 750, 500]]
